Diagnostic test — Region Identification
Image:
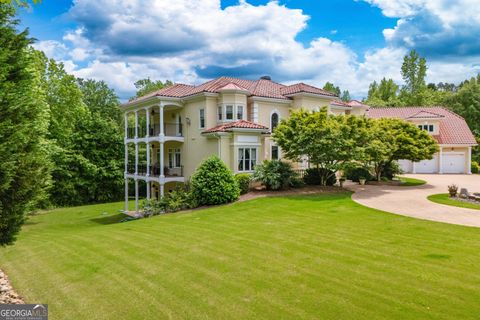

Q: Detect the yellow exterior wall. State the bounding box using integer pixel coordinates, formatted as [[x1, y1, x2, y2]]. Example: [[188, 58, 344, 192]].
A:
[[291, 96, 332, 112]]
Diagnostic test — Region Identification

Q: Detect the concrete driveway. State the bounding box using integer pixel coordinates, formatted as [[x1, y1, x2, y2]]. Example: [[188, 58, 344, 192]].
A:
[[347, 174, 480, 227]]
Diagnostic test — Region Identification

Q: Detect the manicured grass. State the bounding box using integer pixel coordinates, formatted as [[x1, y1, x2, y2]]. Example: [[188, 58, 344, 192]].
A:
[[398, 176, 427, 186], [2, 193, 480, 319], [428, 193, 480, 210]]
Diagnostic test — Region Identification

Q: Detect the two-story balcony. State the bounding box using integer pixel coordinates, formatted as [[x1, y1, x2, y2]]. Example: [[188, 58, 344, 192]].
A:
[[127, 163, 184, 180], [126, 123, 183, 141]]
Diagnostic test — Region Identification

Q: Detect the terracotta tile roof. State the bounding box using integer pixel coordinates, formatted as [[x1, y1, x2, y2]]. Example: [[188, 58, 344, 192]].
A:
[[125, 76, 336, 104], [330, 100, 351, 107], [280, 83, 337, 97], [347, 100, 369, 108], [407, 110, 445, 119], [202, 120, 269, 134], [368, 107, 477, 145]]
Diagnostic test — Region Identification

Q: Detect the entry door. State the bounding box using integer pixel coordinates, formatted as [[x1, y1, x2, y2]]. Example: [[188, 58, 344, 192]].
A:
[[442, 153, 465, 173]]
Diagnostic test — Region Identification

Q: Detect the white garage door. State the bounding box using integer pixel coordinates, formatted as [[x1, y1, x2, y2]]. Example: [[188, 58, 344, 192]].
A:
[[442, 153, 465, 173], [397, 160, 412, 173], [416, 156, 438, 173]]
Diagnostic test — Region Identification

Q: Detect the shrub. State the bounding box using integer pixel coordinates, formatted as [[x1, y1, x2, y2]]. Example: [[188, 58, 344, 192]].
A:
[[253, 160, 297, 190], [381, 161, 402, 180], [142, 185, 198, 216], [235, 173, 251, 195], [191, 156, 240, 205], [472, 161, 479, 174], [448, 184, 458, 197], [290, 175, 305, 188], [303, 168, 336, 186], [346, 167, 373, 182]]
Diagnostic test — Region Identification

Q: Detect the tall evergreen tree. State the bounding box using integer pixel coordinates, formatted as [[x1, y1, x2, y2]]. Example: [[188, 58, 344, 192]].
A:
[[0, 5, 51, 245], [322, 82, 341, 96], [132, 78, 173, 100]]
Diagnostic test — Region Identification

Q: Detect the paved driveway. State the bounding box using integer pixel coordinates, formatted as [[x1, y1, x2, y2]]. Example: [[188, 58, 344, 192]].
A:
[[346, 174, 480, 227]]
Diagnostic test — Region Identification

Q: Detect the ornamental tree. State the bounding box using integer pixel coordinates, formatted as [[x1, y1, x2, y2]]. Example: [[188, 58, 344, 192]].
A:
[[364, 118, 439, 180], [272, 108, 368, 185]]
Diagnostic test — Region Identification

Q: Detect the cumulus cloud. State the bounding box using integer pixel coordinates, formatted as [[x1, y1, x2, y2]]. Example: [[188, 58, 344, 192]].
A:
[[32, 0, 480, 100]]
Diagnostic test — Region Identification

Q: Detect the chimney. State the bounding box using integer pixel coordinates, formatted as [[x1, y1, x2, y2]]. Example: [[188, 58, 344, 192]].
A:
[[260, 75, 271, 80]]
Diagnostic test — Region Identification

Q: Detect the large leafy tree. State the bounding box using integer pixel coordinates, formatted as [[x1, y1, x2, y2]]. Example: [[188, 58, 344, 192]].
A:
[[365, 78, 399, 107], [132, 78, 173, 100], [0, 5, 51, 245], [364, 118, 439, 180], [322, 82, 341, 96], [273, 108, 368, 185]]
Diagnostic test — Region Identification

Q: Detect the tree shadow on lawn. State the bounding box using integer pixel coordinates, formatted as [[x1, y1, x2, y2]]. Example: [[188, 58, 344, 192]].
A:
[[90, 213, 129, 225]]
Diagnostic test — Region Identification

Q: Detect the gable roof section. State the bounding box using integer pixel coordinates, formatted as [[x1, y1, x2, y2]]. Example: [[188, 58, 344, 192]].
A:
[[407, 110, 445, 119], [280, 83, 337, 97], [368, 106, 477, 145], [125, 76, 337, 105], [202, 120, 269, 134]]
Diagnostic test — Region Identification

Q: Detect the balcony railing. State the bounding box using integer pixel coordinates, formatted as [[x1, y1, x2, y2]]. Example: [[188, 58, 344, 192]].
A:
[[126, 123, 183, 139], [127, 163, 183, 177]]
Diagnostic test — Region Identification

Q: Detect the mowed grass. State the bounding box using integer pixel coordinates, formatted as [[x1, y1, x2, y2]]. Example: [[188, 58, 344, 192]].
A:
[[428, 193, 480, 210], [2, 193, 480, 319], [398, 176, 427, 186]]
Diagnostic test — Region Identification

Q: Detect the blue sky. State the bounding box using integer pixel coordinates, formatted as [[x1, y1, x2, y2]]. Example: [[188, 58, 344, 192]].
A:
[[19, 0, 480, 100]]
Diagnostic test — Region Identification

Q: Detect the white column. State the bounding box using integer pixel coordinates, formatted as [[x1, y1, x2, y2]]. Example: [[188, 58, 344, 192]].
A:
[[135, 143, 138, 175], [134, 110, 139, 139], [134, 179, 139, 213], [145, 107, 150, 137], [124, 179, 129, 212], [468, 147, 472, 174], [412, 161, 416, 174], [158, 104, 165, 137], [160, 183, 165, 197], [439, 148, 443, 174], [160, 142, 165, 177], [124, 143, 128, 174], [146, 181, 151, 200], [124, 112, 128, 139], [146, 142, 150, 176]]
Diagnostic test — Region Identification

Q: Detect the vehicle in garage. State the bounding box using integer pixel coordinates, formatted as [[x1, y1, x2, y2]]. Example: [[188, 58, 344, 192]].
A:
[[368, 107, 477, 174]]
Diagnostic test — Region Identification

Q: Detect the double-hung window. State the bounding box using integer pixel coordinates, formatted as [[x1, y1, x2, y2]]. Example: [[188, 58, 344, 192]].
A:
[[238, 148, 257, 172], [199, 108, 205, 128], [218, 106, 223, 121], [226, 105, 234, 120], [237, 105, 244, 120], [168, 148, 181, 168], [418, 124, 434, 132], [271, 145, 279, 160]]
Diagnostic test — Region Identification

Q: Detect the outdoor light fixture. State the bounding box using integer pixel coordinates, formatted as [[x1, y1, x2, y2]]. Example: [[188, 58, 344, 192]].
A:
[[186, 117, 191, 125]]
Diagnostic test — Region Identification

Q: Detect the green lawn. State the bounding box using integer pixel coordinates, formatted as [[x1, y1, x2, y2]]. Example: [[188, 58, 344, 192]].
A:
[[428, 193, 480, 210], [398, 176, 427, 186], [2, 193, 480, 319]]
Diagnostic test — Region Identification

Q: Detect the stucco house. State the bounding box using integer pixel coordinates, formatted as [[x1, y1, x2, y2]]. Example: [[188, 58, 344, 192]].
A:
[[121, 76, 476, 211]]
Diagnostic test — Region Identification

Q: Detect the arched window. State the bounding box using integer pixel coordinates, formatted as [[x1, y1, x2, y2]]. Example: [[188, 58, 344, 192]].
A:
[[271, 112, 279, 131]]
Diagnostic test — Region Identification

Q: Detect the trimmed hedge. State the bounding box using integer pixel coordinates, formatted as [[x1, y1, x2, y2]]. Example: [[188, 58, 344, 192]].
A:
[[191, 156, 240, 205]]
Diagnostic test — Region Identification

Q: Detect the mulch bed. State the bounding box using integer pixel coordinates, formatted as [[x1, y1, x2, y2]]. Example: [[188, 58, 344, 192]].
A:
[[0, 268, 24, 304], [239, 185, 346, 202]]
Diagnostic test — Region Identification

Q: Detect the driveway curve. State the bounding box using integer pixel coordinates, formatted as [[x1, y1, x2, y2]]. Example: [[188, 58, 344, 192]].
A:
[[346, 174, 480, 227]]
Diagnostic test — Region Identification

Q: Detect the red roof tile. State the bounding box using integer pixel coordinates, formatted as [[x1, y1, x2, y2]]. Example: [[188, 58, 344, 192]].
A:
[[407, 110, 445, 119], [347, 100, 369, 108], [202, 120, 269, 134], [368, 107, 477, 145], [280, 83, 337, 97], [125, 76, 336, 104], [330, 100, 351, 107]]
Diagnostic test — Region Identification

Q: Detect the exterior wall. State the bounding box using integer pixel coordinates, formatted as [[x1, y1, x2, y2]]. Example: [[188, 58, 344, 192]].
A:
[[409, 119, 441, 135], [182, 99, 219, 178], [350, 106, 368, 116], [291, 96, 333, 112]]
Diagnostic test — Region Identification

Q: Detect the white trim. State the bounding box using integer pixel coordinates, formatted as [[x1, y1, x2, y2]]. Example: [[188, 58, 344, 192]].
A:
[[468, 147, 472, 174], [199, 107, 205, 129], [270, 109, 280, 132], [284, 92, 337, 99], [249, 96, 292, 104]]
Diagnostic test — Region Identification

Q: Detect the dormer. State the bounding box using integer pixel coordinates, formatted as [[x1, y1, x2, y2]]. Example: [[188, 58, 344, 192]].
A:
[[217, 83, 249, 124], [406, 111, 445, 135]]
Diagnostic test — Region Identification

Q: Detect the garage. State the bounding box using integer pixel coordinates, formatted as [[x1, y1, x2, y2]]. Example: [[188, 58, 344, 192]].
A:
[[415, 156, 438, 173], [398, 160, 412, 173], [442, 153, 465, 173]]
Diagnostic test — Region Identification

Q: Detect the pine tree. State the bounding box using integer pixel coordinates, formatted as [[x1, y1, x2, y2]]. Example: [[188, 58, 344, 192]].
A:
[[0, 5, 51, 245]]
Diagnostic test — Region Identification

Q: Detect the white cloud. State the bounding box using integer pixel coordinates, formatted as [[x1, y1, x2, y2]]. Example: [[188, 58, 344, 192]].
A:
[[34, 0, 480, 100]]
